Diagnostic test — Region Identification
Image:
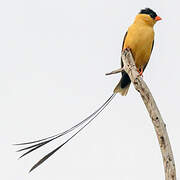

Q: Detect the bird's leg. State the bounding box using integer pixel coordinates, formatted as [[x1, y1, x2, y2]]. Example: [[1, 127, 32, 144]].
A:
[[137, 66, 143, 77]]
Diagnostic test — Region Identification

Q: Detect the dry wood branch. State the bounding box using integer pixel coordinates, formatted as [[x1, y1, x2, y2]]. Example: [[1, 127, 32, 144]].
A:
[[105, 67, 124, 75], [121, 48, 176, 180]]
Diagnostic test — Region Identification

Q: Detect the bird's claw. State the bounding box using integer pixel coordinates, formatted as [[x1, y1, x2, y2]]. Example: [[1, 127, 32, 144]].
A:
[[137, 67, 143, 77]]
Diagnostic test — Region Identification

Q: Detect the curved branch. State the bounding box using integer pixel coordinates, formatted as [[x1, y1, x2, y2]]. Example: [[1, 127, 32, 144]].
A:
[[121, 48, 176, 180]]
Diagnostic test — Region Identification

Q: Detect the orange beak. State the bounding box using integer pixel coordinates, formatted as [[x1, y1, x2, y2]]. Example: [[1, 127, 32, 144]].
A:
[[155, 16, 162, 21]]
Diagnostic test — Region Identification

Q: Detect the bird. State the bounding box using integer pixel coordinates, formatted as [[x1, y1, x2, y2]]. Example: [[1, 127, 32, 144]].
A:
[[114, 8, 162, 95], [15, 8, 161, 172]]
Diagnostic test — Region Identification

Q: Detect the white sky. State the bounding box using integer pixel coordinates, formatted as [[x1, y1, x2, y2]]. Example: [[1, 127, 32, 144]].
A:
[[1, 0, 180, 179]]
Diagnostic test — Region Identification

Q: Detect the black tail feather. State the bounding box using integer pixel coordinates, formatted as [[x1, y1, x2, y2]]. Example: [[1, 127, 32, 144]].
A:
[[15, 93, 116, 172]]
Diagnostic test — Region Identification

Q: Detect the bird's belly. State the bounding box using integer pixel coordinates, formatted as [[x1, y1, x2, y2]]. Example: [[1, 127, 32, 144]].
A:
[[133, 42, 152, 68]]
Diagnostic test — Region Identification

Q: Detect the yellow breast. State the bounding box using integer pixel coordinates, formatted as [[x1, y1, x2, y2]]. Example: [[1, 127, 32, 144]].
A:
[[123, 21, 154, 69]]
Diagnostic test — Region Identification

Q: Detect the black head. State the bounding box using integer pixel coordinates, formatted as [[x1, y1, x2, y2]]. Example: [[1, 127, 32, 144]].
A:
[[139, 8, 157, 19]]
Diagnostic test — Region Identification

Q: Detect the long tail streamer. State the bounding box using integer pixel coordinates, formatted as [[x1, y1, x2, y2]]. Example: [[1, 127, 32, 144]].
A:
[[15, 93, 116, 172]]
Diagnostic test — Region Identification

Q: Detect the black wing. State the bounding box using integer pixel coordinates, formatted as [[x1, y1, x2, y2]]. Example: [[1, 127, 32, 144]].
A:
[[118, 31, 131, 89], [121, 31, 128, 68]]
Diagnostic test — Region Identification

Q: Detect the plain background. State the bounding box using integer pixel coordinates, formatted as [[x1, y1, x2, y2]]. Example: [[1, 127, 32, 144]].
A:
[[1, 0, 179, 179]]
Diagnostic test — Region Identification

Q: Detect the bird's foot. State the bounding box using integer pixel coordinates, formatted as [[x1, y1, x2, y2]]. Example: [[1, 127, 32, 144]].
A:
[[137, 67, 143, 77]]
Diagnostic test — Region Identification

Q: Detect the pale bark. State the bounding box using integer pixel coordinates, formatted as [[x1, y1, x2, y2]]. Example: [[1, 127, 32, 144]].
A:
[[119, 48, 176, 180], [105, 67, 123, 75]]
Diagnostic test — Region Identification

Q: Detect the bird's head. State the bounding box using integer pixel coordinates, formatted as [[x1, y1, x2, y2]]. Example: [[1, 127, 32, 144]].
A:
[[136, 8, 162, 26]]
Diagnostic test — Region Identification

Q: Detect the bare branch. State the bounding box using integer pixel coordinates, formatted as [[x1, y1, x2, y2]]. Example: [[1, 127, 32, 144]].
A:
[[121, 48, 176, 180], [105, 67, 124, 75]]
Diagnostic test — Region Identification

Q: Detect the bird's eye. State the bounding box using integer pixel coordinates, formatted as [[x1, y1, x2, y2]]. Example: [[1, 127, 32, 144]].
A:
[[150, 13, 156, 19]]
